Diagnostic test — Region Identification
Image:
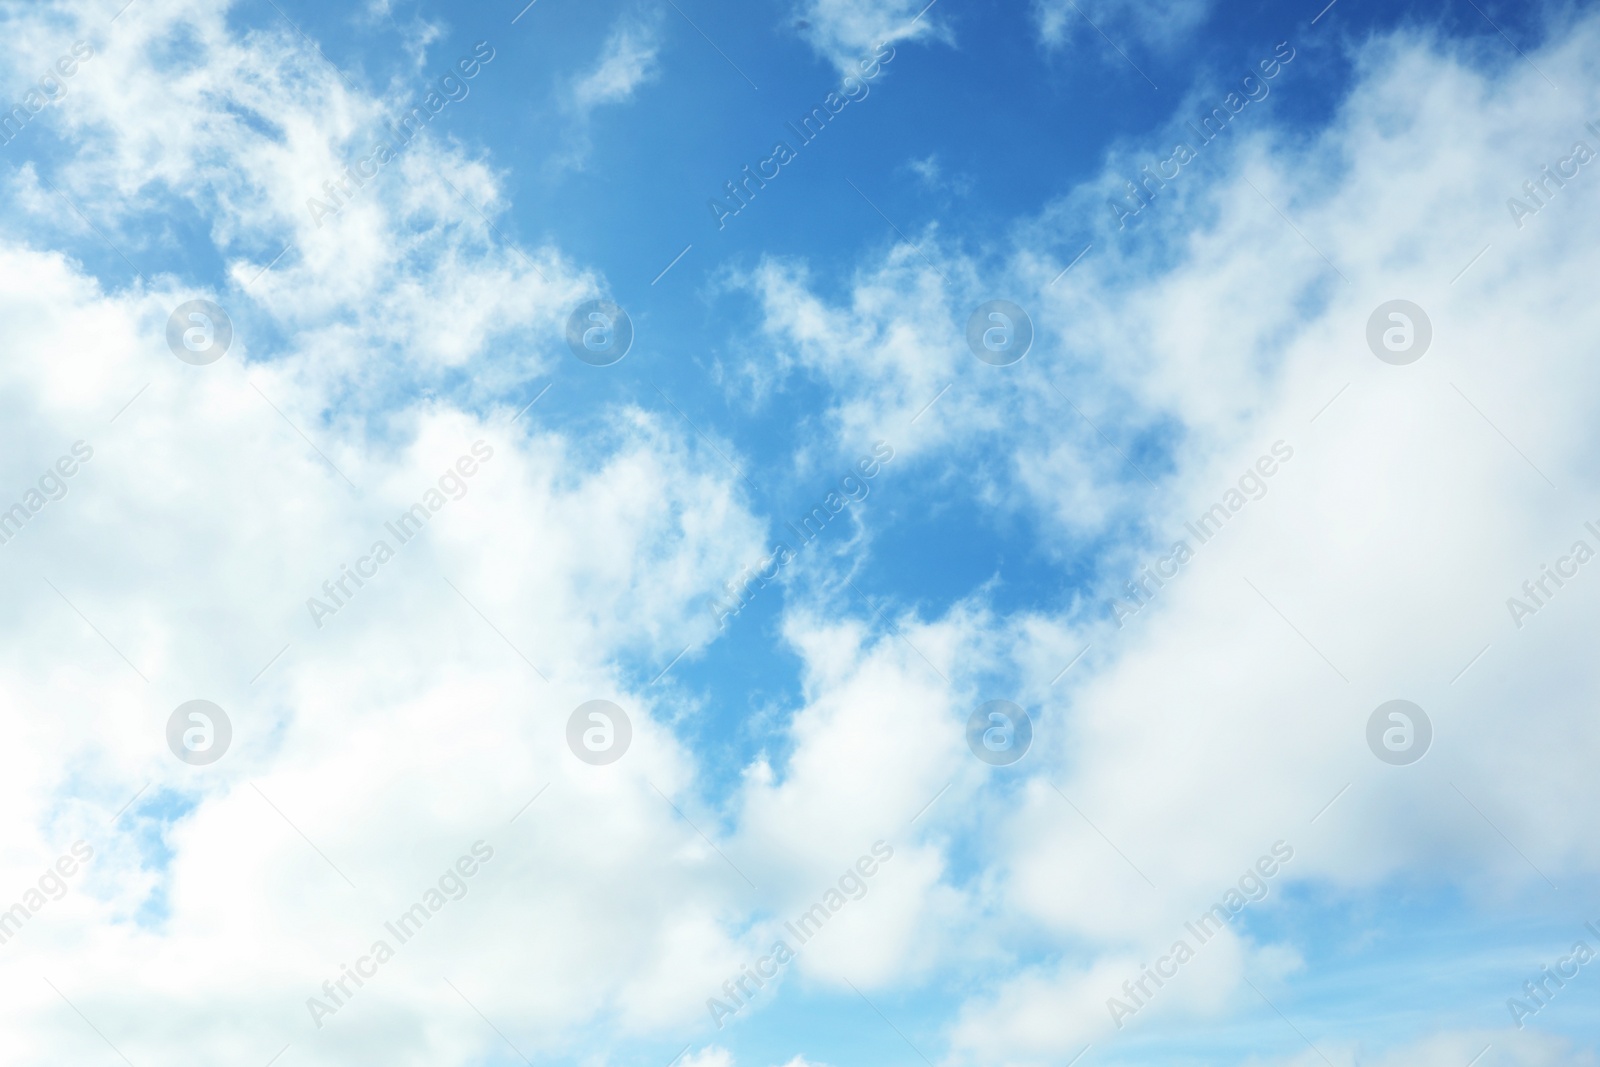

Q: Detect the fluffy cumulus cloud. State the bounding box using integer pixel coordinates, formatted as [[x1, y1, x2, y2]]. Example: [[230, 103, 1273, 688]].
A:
[[739, 6, 1600, 1065], [0, 1, 764, 1063], [5, 0, 585, 412], [6, 0, 1600, 1064]]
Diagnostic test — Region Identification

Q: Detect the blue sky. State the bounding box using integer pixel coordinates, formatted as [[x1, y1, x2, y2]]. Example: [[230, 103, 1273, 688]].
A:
[[2, 0, 1600, 1065]]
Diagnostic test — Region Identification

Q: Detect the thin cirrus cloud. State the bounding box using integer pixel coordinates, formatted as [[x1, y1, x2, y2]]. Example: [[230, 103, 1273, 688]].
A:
[[1034, 0, 1215, 52], [790, 0, 947, 74], [571, 15, 663, 114]]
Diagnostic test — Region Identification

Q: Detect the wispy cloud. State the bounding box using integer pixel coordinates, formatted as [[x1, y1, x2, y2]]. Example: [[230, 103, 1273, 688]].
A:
[[791, 0, 948, 74], [1034, 0, 1214, 52], [572, 15, 663, 115]]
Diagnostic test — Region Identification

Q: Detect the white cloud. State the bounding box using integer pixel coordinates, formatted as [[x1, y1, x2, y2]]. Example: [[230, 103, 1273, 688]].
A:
[[904, 153, 971, 195], [0, 1, 770, 1063], [5, 0, 1600, 1065], [1246, 1029, 1595, 1067], [1034, 0, 1213, 52], [791, 0, 946, 75], [0, 231, 771, 1060], [681, 1046, 736, 1067], [734, 7, 1600, 1064], [907, 154, 942, 186], [554, 13, 664, 169], [572, 16, 663, 113], [0, 0, 584, 410]]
